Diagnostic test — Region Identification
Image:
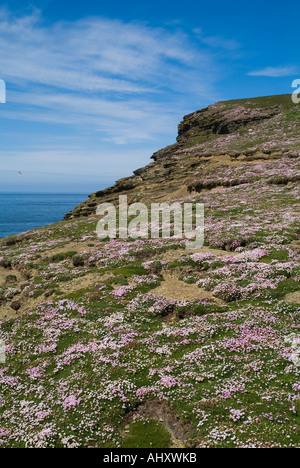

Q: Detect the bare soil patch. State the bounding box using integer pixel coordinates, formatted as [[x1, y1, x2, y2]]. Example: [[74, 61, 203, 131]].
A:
[[0, 295, 46, 321], [285, 291, 300, 304], [58, 272, 111, 294], [0, 267, 24, 288], [151, 272, 223, 304]]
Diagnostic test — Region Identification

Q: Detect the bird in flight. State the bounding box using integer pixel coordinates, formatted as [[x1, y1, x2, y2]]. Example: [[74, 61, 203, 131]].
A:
[[17, 171, 22, 175]]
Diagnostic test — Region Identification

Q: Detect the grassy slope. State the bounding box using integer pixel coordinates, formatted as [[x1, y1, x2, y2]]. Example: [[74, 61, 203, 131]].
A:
[[0, 97, 299, 449]]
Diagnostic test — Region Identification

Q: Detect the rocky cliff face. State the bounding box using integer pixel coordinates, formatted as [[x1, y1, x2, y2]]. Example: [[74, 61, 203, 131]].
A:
[[65, 94, 300, 219]]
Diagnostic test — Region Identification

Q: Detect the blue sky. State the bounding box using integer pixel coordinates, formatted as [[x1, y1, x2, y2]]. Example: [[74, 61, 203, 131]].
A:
[[0, 0, 298, 193]]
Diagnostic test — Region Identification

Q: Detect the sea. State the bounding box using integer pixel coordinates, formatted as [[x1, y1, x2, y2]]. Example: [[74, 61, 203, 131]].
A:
[[0, 194, 88, 239]]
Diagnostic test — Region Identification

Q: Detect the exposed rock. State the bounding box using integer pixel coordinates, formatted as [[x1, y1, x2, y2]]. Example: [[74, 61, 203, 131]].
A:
[[177, 103, 279, 142], [10, 299, 22, 311]]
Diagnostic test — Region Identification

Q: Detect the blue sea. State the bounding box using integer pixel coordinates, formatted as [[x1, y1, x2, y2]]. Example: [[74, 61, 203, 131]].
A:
[[0, 194, 87, 239]]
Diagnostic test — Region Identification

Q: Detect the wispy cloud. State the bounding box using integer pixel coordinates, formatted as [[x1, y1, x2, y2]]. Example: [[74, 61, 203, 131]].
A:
[[248, 66, 298, 77], [0, 8, 221, 145], [0, 7, 245, 192]]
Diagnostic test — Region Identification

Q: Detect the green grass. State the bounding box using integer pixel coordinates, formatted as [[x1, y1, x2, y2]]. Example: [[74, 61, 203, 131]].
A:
[[219, 94, 298, 111], [261, 250, 290, 263], [268, 279, 300, 300], [121, 420, 172, 448], [282, 109, 300, 122]]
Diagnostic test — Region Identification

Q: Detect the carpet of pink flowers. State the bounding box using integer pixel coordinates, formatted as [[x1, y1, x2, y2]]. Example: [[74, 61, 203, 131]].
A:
[[0, 155, 299, 448]]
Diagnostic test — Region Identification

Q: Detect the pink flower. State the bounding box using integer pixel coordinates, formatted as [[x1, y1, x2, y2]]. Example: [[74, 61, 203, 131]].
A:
[[62, 395, 81, 410]]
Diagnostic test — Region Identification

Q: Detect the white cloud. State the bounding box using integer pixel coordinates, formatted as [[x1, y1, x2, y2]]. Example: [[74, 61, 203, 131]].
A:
[[0, 8, 220, 145], [0, 8, 243, 191], [248, 66, 298, 77]]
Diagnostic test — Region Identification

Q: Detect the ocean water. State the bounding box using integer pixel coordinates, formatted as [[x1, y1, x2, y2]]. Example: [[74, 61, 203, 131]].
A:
[[0, 194, 87, 239]]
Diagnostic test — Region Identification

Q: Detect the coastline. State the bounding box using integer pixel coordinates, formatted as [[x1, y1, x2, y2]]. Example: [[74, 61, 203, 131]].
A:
[[0, 193, 88, 239]]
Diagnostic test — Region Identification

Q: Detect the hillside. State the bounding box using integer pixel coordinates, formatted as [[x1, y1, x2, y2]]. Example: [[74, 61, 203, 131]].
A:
[[65, 94, 300, 219], [0, 95, 299, 448]]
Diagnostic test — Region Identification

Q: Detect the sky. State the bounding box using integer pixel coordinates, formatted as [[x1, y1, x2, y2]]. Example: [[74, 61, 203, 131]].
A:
[[0, 0, 298, 193]]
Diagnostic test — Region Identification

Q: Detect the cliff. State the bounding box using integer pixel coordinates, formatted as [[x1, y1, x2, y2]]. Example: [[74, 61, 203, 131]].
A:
[[65, 94, 300, 219]]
